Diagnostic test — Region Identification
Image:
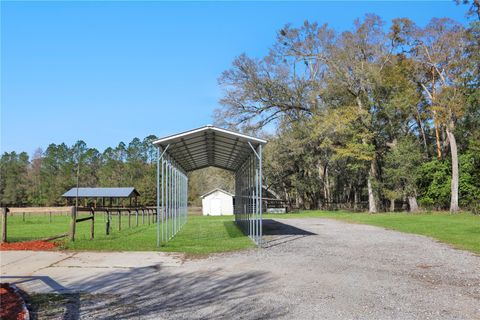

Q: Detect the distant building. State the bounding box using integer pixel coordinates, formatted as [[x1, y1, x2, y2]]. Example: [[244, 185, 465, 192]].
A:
[[201, 188, 234, 216], [62, 187, 140, 207]]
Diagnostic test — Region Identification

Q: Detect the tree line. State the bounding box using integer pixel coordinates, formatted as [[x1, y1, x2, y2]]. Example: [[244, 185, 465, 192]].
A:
[[215, 7, 480, 212], [0, 137, 159, 206], [0, 135, 235, 207], [1, 2, 479, 213]]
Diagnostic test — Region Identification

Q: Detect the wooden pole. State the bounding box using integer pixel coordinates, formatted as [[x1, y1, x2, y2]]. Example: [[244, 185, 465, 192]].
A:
[[49, 211, 52, 223], [69, 206, 77, 241], [90, 208, 95, 239], [136, 209, 138, 227], [118, 209, 121, 231], [128, 210, 131, 228], [106, 209, 110, 235], [1, 208, 8, 243]]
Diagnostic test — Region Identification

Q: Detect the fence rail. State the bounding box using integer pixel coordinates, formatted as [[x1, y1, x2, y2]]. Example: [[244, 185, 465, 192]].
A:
[[7, 207, 70, 214], [1, 206, 158, 244]]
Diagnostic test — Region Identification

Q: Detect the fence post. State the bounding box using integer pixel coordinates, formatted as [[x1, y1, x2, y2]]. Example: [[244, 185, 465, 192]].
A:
[[106, 209, 110, 235], [90, 208, 95, 240], [118, 209, 121, 231], [136, 209, 138, 227], [1, 207, 8, 243], [69, 206, 77, 241], [128, 210, 131, 228]]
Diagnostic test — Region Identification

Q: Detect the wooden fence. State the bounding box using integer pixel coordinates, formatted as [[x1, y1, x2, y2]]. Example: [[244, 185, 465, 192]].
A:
[[1, 206, 158, 243]]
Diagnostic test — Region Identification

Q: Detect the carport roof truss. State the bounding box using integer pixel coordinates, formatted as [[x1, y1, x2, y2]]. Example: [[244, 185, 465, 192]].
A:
[[153, 125, 267, 172]]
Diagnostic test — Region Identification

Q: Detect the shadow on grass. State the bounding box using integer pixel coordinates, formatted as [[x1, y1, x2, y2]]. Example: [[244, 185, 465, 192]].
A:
[[4, 266, 286, 319], [223, 221, 245, 238]]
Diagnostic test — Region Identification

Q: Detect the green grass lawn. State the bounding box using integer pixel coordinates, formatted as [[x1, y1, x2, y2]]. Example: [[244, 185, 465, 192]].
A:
[[5, 213, 254, 254], [5, 212, 92, 242], [264, 211, 480, 254], [5, 210, 479, 255]]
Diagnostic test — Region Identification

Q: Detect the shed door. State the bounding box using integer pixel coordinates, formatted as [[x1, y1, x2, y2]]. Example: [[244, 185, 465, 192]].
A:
[[211, 198, 222, 215]]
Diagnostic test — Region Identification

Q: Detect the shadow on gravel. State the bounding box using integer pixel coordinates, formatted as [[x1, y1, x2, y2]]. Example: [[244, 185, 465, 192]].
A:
[[11, 266, 286, 319], [80, 266, 285, 319], [1, 276, 81, 319], [262, 219, 316, 248], [262, 219, 316, 236]]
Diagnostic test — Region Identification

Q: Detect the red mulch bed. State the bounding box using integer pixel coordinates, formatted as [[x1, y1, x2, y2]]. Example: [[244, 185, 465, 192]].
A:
[[0, 240, 58, 251], [0, 283, 28, 320]]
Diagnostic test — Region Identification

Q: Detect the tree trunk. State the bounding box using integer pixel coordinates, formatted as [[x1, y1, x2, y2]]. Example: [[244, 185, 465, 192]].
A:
[[414, 111, 429, 157], [325, 165, 331, 204], [408, 196, 419, 213], [401, 194, 408, 211], [297, 194, 305, 210], [431, 68, 443, 160], [367, 161, 377, 213], [390, 199, 395, 212], [446, 128, 460, 212], [433, 113, 443, 159], [353, 188, 359, 211]]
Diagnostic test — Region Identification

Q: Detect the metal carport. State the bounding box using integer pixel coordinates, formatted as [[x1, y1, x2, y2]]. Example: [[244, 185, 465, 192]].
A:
[[153, 125, 267, 246]]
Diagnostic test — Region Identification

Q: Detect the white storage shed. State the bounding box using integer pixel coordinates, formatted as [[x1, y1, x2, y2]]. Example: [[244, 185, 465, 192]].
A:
[[201, 188, 234, 216]]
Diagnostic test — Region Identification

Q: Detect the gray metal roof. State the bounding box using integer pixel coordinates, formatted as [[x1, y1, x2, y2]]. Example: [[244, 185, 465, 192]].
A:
[[62, 187, 140, 198], [200, 188, 235, 198], [153, 125, 267, 172]]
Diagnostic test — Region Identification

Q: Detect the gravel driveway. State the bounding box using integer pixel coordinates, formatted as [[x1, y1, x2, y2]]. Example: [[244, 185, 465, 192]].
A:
[[2, 218, 479, 319]]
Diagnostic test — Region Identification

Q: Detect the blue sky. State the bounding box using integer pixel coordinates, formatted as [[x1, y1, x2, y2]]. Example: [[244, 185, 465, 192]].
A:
[[1, 1, 471, 155]]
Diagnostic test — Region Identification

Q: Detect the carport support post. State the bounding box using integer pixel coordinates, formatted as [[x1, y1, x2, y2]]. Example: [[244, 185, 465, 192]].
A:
[[156, 147, 160, 247], [248, 141, 263, 246], [161, 158, 165, 242], [258, 144, 263, 245], [166, 157, 169, 240], [255, 158, 259, 243], [175, 164, 178, 235], [171, 158, 174, 238]]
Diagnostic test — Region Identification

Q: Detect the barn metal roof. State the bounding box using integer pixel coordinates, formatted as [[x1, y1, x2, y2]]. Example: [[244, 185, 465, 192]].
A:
[[153, 125, 267, 172], [62, 187, 140, 198]]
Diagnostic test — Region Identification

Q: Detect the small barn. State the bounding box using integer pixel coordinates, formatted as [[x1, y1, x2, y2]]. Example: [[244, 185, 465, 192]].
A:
[[201, 188, 234, 216], [62, 187, 140, 207]]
